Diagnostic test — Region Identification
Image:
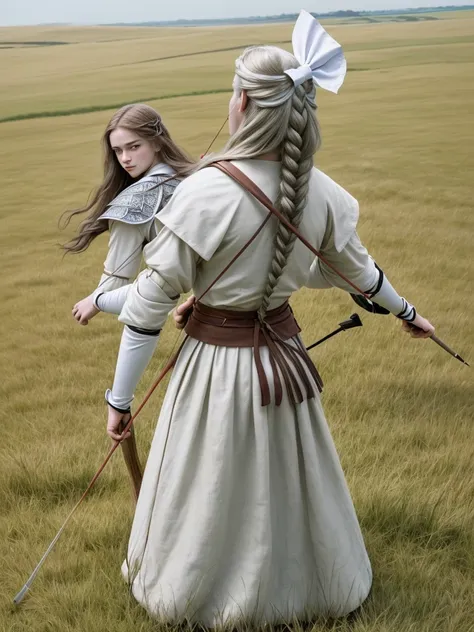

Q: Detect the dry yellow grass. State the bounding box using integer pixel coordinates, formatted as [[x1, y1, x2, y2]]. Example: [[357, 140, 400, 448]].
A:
[[1, 14, 474, 632]]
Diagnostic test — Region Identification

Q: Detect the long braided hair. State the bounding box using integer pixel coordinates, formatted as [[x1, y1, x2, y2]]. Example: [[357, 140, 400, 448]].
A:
[[199, 46, 321, 317]]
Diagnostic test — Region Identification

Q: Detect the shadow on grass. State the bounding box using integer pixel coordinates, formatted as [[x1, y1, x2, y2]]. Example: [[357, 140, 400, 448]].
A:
[[361, 493, 471, 551]]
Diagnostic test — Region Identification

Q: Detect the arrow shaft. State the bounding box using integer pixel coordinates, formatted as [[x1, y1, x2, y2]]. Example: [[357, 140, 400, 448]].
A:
[[430, 334, 469, 366]]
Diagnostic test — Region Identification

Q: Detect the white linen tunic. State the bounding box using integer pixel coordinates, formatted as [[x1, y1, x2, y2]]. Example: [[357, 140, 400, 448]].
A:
[[94, 222, 152, 295], [118, 160, 377, 626]]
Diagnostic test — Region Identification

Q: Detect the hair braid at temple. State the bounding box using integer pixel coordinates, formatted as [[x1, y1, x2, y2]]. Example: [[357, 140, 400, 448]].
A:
[[259, 86, 314, 318]]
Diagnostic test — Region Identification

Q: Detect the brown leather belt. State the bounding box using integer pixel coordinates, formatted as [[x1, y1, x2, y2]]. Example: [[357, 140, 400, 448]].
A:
[[185, 301, 323, 407]]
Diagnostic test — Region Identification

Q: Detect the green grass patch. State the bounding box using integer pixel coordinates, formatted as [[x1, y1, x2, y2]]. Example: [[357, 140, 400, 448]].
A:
[[0, 40, 69, 46]]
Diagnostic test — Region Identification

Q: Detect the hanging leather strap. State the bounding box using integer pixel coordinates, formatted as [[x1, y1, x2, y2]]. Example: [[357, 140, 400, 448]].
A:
[[185, 300, 322, 406]]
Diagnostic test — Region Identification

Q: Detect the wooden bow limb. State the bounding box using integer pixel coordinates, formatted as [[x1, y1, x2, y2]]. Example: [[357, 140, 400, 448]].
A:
[[118, 422, 143, 503]]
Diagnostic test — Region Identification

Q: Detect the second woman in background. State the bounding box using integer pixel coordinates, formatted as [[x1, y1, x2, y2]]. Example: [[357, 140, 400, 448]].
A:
[[64, 103, 195, 325], [63, 103, 194, 499]]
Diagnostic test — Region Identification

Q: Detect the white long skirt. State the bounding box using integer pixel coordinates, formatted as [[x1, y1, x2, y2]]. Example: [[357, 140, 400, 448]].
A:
[[122, 338, 372, 627]]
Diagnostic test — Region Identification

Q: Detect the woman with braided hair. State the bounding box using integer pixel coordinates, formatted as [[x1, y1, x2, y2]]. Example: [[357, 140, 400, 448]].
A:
[[104, 12, 434, 626]]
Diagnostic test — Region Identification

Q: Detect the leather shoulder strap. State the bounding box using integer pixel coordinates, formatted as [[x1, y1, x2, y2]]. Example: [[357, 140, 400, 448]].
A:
[[212, 160, 369, 299]]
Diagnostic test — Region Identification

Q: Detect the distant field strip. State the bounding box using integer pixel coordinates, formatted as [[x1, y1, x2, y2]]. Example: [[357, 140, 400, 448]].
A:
[[0, 66, 372, 124], [0, 89, 233, 123], [345, 33, 474, 51], [111, 41, 292, 67], [2, 16, 473, 121], [98, 35, 474, 69], [0, 40, 69, 47]]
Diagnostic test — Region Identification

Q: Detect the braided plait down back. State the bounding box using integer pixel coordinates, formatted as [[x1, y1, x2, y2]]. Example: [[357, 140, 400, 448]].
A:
[[258, 84, 315, 319], [196, 45, 321, 314]]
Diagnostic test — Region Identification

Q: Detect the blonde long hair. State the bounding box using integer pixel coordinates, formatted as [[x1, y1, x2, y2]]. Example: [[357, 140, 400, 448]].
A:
[[200, 46, 321, 317], [61, 103, 195, 254]]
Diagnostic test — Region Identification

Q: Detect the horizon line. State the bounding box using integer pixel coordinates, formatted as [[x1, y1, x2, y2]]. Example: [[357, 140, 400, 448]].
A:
[[1, 4, 474, 29]]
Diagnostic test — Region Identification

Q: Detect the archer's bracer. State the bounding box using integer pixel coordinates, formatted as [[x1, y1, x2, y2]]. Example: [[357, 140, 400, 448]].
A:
[[100, 164, 180, 225]]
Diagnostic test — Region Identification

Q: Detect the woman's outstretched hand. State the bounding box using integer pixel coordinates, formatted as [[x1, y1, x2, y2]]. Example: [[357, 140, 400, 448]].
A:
[[173, 295, 196, 330], [401, 313, 435, 339], [72, 294, 99, 325]]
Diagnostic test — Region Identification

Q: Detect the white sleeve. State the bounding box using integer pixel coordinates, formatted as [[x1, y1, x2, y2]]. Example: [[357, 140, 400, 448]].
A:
[[307, 175, 418, 317], [307, 232, 379, 293], [94, 284, 131, 314], [107, 227, 199, 406], [118, 225, 198, 331], [308, 224, 413, 318], [305, 263, 333, 289], [106, 326, 159, 411], [92, 220, 150, 298]]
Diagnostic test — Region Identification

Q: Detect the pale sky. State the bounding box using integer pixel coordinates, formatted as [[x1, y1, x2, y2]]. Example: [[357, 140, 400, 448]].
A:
[[0, 1, 470, 27]]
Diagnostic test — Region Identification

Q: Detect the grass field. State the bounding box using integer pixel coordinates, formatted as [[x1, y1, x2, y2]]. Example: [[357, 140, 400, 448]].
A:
[[1, 11, 474, 632]]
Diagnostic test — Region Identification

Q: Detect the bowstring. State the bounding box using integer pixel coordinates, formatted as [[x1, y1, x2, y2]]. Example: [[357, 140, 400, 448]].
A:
[[202, 114, 229, 157], [95, 242, 144, 290]]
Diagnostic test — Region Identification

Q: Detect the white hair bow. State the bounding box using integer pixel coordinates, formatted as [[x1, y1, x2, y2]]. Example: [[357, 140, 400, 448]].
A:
[[284, 10, 347, 93]]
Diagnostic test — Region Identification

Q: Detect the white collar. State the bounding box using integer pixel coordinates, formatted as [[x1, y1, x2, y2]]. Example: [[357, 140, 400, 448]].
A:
[[146, 162, 176, 177]]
